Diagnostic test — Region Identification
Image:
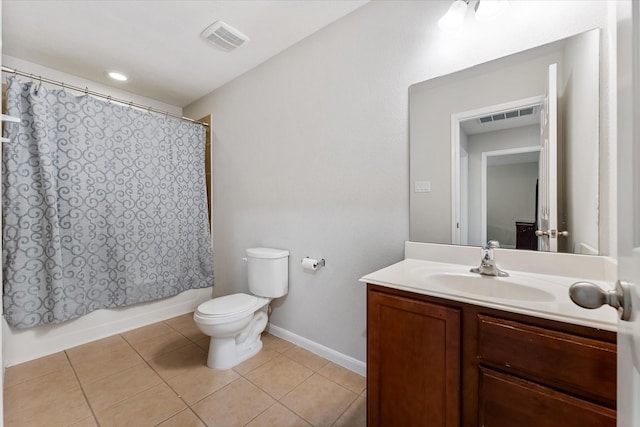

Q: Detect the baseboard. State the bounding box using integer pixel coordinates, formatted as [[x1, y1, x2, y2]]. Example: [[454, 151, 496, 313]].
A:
[[266, 323, 366, 377]]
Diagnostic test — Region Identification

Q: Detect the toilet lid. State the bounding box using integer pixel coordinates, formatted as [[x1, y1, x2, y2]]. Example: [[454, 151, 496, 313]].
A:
[[197, 293, 257, 317]]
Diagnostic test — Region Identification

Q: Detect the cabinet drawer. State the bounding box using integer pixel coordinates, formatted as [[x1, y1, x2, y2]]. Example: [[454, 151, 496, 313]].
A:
[[479, 368, 615, 427], [477, 315, 616, 406]]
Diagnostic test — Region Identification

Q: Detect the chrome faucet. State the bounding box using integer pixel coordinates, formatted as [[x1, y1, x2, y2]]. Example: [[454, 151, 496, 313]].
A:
[[470, 240, 509, 277]]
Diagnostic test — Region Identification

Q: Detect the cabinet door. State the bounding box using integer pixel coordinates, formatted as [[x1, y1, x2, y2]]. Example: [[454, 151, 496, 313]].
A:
[[367, 289, 461, 427], [478, 368, 615, 427]]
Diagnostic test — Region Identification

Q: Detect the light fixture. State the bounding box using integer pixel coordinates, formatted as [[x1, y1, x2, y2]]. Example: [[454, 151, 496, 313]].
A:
[[474, 0, 509, 21], [438, 0, 509, 32], [438, 0, 469, 33], [107, 71, 128, 82]]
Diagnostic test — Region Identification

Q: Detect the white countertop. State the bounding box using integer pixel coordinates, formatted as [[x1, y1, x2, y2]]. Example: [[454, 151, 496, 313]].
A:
[[360, 244, 618, 332]]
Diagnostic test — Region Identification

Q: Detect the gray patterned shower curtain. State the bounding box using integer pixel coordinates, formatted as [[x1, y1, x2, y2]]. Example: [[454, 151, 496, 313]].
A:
[[2, 77, 214, 328]]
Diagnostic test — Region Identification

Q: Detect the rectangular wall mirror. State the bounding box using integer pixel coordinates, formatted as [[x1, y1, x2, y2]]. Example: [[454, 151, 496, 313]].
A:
[[409, 29, 601, 254]]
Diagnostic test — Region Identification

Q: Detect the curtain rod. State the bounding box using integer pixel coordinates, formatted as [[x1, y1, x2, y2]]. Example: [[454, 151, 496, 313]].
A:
[[1, 66, 208, 127]]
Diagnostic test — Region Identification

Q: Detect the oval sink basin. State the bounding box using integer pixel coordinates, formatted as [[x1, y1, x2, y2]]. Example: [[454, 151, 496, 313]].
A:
[[428, 273, 555, 302]]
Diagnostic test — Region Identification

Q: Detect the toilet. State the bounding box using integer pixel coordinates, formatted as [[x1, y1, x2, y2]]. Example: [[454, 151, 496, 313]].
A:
[[194, 247, 289, 369]]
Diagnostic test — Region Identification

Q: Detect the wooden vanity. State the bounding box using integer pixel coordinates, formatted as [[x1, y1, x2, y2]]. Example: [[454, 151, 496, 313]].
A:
[[366, 284, 616, 427]]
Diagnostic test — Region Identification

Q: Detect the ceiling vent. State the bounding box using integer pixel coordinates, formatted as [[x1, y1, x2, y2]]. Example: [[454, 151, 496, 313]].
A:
[[201, 21, 249, 52], [478, 105, 539, 124]]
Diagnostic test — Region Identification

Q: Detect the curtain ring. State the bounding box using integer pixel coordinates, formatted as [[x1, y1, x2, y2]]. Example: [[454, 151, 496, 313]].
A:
[[84, 87, 89, 96], [107, 95, 112, 104]]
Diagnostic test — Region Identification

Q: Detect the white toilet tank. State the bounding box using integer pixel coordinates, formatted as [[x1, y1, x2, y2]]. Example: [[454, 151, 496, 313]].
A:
[[246, 247, 289, 298]]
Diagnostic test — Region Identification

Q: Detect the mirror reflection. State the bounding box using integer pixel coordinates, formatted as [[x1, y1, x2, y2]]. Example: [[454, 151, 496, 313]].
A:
[[409, 29, 600, 254], [457, 104, 542, 249]]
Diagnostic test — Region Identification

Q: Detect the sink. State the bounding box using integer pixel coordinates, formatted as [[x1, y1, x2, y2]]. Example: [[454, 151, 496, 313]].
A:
[[428, 273, 556, 302]]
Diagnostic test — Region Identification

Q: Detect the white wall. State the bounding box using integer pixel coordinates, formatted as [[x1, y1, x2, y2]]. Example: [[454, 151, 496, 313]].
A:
[[184, 1, 618, 363], [0, 57, 213, 366]]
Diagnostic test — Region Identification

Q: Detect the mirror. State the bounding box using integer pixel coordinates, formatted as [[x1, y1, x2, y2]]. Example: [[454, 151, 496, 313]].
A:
[[409, 29, 601, 254]]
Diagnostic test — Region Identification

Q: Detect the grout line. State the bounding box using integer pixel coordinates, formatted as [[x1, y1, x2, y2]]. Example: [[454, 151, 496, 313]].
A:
[[187, 375, 245, 408], [116, 332, 204, 426], [152, 407, 208, 427], [63, 350, 102, 427], [313, 367, 366, 395], [277, 371, 360, 427], [185, 407, 210, 427], [241, 400, 279, 427], [328, 392, 361, 427], [276, 393, 315, 426]]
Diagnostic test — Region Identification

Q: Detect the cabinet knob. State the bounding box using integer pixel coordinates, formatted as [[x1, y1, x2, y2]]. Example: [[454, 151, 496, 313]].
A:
[[569, 280, 632, 321]]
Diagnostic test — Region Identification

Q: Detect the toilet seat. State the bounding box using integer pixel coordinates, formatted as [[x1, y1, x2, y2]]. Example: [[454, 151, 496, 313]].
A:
[[195, 293, 269, 325]]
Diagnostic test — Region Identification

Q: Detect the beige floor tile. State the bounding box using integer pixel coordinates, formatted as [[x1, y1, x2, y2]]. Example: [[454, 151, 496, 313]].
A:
[[245, 402, 312, 427], [192, 378, 275, 426], [5, 369, 92, 427], [147, 342, 208, 380], [333, 395, 366, 427], [4, 352, 70, 388], [194, 336, 210, 351], [4, 318, 365, 427], [121, 321, 175, 346], [233, 348, 280, 375], [69, 416, 99, 427], [5, 362, 79, 397], [283, 346, 329, 372], [66, 335, 130, 361], [94, 382, 185, 427], [317, 362, 366, 394], [66, 335, 143, 384], [164, 363, 240, 404], [245, 355, 313, 400], [281, 373, 358, 427], [82, 363, 162, 411], [127, 329, 192, 359], [156, 409, 206, 427], [261, 333, 294, 353], [164, 313, 208, 342]]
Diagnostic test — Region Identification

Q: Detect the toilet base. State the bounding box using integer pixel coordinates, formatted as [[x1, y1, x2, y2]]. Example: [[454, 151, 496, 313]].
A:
[[204, 310, 269, 369], [206, 338, 263, 370]]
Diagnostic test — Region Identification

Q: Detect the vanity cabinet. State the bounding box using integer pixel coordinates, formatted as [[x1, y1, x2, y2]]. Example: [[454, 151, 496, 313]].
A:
[[367, 284, 616, 427]]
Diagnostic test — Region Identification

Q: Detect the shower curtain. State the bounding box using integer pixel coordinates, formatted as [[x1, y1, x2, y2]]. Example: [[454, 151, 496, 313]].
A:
[[2, 77, 214, 328]]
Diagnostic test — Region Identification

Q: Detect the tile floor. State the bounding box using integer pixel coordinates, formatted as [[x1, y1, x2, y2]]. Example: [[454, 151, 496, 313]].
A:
[[4, 313, 366, 427]]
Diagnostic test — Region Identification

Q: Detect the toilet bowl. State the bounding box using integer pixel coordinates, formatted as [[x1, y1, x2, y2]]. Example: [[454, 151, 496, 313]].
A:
[[194, 293, 271, 369], [194, 247, 289, 369]]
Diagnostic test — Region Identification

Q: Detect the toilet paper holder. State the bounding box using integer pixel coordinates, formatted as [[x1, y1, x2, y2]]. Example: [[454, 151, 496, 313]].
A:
[[301, 256, 325, 270]]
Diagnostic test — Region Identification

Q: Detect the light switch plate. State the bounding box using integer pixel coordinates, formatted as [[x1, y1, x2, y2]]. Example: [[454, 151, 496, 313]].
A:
[[414, 180, 431, 193]]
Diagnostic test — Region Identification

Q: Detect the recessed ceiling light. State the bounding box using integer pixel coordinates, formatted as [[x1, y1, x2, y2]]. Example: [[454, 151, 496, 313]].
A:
[[107, 71, 128, 81]]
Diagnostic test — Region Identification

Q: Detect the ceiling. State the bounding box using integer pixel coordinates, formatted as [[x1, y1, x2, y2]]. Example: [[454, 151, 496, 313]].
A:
[[2, 0, 369, 107]]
